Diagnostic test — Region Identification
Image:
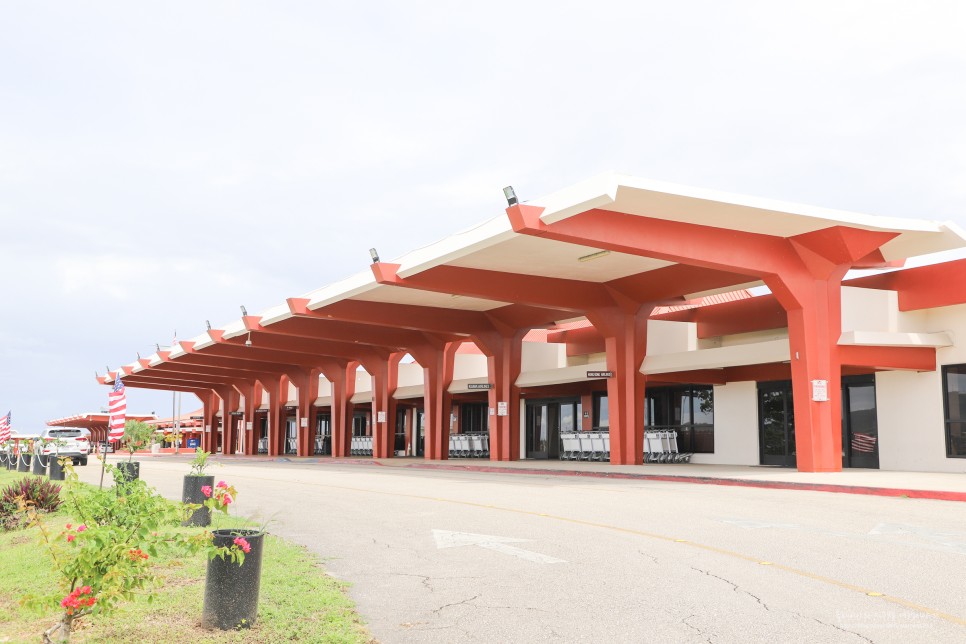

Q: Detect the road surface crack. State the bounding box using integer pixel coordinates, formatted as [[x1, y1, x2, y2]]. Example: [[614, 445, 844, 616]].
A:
[[690, 566, 771, 611], [433, 594, 480, 614]]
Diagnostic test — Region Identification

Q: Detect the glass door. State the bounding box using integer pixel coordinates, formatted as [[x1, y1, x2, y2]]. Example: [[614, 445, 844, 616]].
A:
[[414, 410, 425, 457], [842, 376, 879, 469], [316, 413, 331, 455], [526, 398, 579, 459], [758, 381, 796, 467]]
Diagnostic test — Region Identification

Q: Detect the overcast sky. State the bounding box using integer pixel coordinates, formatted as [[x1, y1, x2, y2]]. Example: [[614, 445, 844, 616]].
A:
[[2, 1, 965, 429]]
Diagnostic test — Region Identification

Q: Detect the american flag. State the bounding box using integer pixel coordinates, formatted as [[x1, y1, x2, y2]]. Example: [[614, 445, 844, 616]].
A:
[[108, 379, 127, 442], [851, 432, 877, 453], [0, 411, 10, 443]]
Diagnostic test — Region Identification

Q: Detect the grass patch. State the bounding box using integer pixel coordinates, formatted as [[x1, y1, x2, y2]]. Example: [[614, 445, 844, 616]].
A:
[[0, 468, 371, 643]]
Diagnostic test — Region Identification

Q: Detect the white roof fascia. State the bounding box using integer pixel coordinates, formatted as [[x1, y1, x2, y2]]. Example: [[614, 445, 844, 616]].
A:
[[258, 303, 296, 327], [191, 332, 220, 351], [305, 270, 381, 311], [642, 339, 790, 374], [220, 319, 248, 340], [394, 216, 517, 278], [838, 331, 953, 348]]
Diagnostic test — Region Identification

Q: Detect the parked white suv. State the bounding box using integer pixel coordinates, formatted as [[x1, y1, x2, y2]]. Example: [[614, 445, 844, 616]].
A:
[[37, 427, 91, 466]]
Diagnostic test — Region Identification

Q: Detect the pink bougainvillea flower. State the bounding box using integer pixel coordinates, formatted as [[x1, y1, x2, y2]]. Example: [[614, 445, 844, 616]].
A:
[[65, 523, 72, 530], [80, 586, 91, 594], [77, 524, 87, 532], [233, 537, 251, 554], [216, 480, 227, 489], [222, 493, 233, 505], [201, 485, 212, 497], [66, 534, 76, 543]]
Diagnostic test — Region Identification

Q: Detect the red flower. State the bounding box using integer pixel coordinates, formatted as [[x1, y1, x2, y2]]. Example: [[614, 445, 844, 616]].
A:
[[66, 534, 76, 543], [222, 493, 233, 506], [65, 523, 72, 530], [201, 485, 212, 497], [216, 480, 227, 489], [233, 537, 251, 554]]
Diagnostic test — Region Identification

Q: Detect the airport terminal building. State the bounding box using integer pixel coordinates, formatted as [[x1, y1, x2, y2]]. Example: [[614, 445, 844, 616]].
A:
[[99, 175, 966, 473]]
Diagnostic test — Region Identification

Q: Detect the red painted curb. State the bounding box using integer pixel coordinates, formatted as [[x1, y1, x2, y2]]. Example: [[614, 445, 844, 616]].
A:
[[389, 462, 966, 502]]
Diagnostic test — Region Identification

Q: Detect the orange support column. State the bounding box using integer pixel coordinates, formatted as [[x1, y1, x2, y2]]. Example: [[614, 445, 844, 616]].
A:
[[202, 390, 219, 453], [242, 382, 259, 456], [410, 343, 457, 460], [320, 361, 355, 457], [264, 377, 282, 457], [586, 306, 651, 465], [359, 353, 402, 459], [767, 270, 846, 472], [476, 330, 525, 461], [214, 387, 240, 456], [295, 369, 321, 457]]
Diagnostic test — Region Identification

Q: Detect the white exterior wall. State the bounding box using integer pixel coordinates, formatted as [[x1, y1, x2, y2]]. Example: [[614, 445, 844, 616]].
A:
[[453, 354, 488, 379], [521, 342, 565, 371], [841, 286, 899, 332], [689, 381, 759, 465], [397, 362, 424, 388], [647, 320, 696, 355], [874, 302, 966, 472]]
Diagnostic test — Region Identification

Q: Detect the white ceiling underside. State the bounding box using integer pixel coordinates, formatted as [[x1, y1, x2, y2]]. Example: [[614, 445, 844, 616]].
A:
[[350, 286, 508, 311]]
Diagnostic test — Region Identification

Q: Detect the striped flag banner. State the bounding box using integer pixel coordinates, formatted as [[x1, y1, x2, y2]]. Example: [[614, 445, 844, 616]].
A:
[[0, 411, 10, 442], [851, 432, 877, 453], [108, 380, 127, 442]]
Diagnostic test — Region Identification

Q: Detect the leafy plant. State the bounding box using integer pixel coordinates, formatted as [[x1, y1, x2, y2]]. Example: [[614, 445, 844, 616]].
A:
[[21, 462, 209, 642], [120, 420, 156, 462], [1, 476, 63, 530], [187, 447, 212, 476]]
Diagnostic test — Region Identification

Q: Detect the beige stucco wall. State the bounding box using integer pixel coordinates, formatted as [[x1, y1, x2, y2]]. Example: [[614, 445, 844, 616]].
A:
[[688, 381, 759, 465]]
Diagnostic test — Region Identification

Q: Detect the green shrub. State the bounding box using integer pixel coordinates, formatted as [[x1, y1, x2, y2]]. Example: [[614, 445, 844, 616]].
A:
[[1, 476, 63, 531]]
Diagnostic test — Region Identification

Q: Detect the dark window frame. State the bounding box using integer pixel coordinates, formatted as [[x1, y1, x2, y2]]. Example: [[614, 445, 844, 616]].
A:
[[941, 364, 966, 458]]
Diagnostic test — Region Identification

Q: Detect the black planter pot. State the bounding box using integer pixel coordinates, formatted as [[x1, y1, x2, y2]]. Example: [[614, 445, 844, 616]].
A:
[[5, 453, 14, 470], [48, 457, 66, 481], [115, 461, 140, 482], [17, 454, 31, 472], [201, 529, 265, 630], [182, 475, 215, 527], [31, 454, 48, 476]]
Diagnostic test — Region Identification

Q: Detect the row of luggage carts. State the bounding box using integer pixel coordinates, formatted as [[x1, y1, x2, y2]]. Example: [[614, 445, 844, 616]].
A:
[[559, 430, 692, 463], [560, 431, 610, 461], [645, 430, 692, 463], [448, 433, 489, 458], [350, 435, 374, 456]]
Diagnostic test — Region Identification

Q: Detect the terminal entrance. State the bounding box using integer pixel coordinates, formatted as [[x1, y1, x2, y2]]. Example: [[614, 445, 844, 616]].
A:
[[758, 377, 880, 469], [758, 381, 796, 467], [842, 376, 879, 469], [525, 397, 580, 460]]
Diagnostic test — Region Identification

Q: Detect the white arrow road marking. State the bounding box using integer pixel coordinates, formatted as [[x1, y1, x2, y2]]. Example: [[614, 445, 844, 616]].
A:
[[432, 530, 566, 564]]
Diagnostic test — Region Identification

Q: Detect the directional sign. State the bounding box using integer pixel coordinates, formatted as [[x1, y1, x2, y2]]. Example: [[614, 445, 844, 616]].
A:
[[467, 383, 493, 390], [587, 370, 615, 378], [432, 530, 565, 564]]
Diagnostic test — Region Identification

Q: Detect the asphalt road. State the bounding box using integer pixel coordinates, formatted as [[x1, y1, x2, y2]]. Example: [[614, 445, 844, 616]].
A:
[[76, 457, 966, 643]]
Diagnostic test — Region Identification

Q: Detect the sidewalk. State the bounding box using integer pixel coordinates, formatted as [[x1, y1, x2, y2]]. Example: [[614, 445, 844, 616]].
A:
[[145, 452, 966, 502], [370, 457, 966, 502]]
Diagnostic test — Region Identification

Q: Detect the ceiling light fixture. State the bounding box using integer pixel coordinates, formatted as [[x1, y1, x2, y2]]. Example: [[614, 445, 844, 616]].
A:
[[578, 250, 611, 263], [245, 332, 252, 348]]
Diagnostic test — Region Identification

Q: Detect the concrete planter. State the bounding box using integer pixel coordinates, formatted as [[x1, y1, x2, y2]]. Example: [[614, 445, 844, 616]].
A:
[[115, 461, 140, 482], [201, 529, 265, 630], [182, 475, 215, 527], [17, 454, 31, 472], [31, 454, 48, 476], [49, 457, 66, 481]]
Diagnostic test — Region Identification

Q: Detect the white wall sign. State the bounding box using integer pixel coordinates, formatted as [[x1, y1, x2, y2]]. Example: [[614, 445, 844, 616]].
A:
[[377, 411, 387, 423], [497, 402, 508, 417], [300, 417, 308, 428], [204, 424, 211, 433], [245, 421, 253, 431], [489, 407, 495, 416], [811, 379, 829, 402]]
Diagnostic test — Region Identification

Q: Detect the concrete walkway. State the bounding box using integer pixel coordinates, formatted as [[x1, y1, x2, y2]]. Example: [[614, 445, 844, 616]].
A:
[[152, 453, 966, 502]]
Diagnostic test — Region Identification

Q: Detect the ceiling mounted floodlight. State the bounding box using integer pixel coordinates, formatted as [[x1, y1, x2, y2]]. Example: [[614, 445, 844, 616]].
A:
[[205, 320, 212, 331], [240, 305, 248, 316], [136, 352, 141, 359], [156, 343, 161, 352], [245, 332, 252, 348], [503, 186, 518, 206], [369, 248, 380, 264]]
